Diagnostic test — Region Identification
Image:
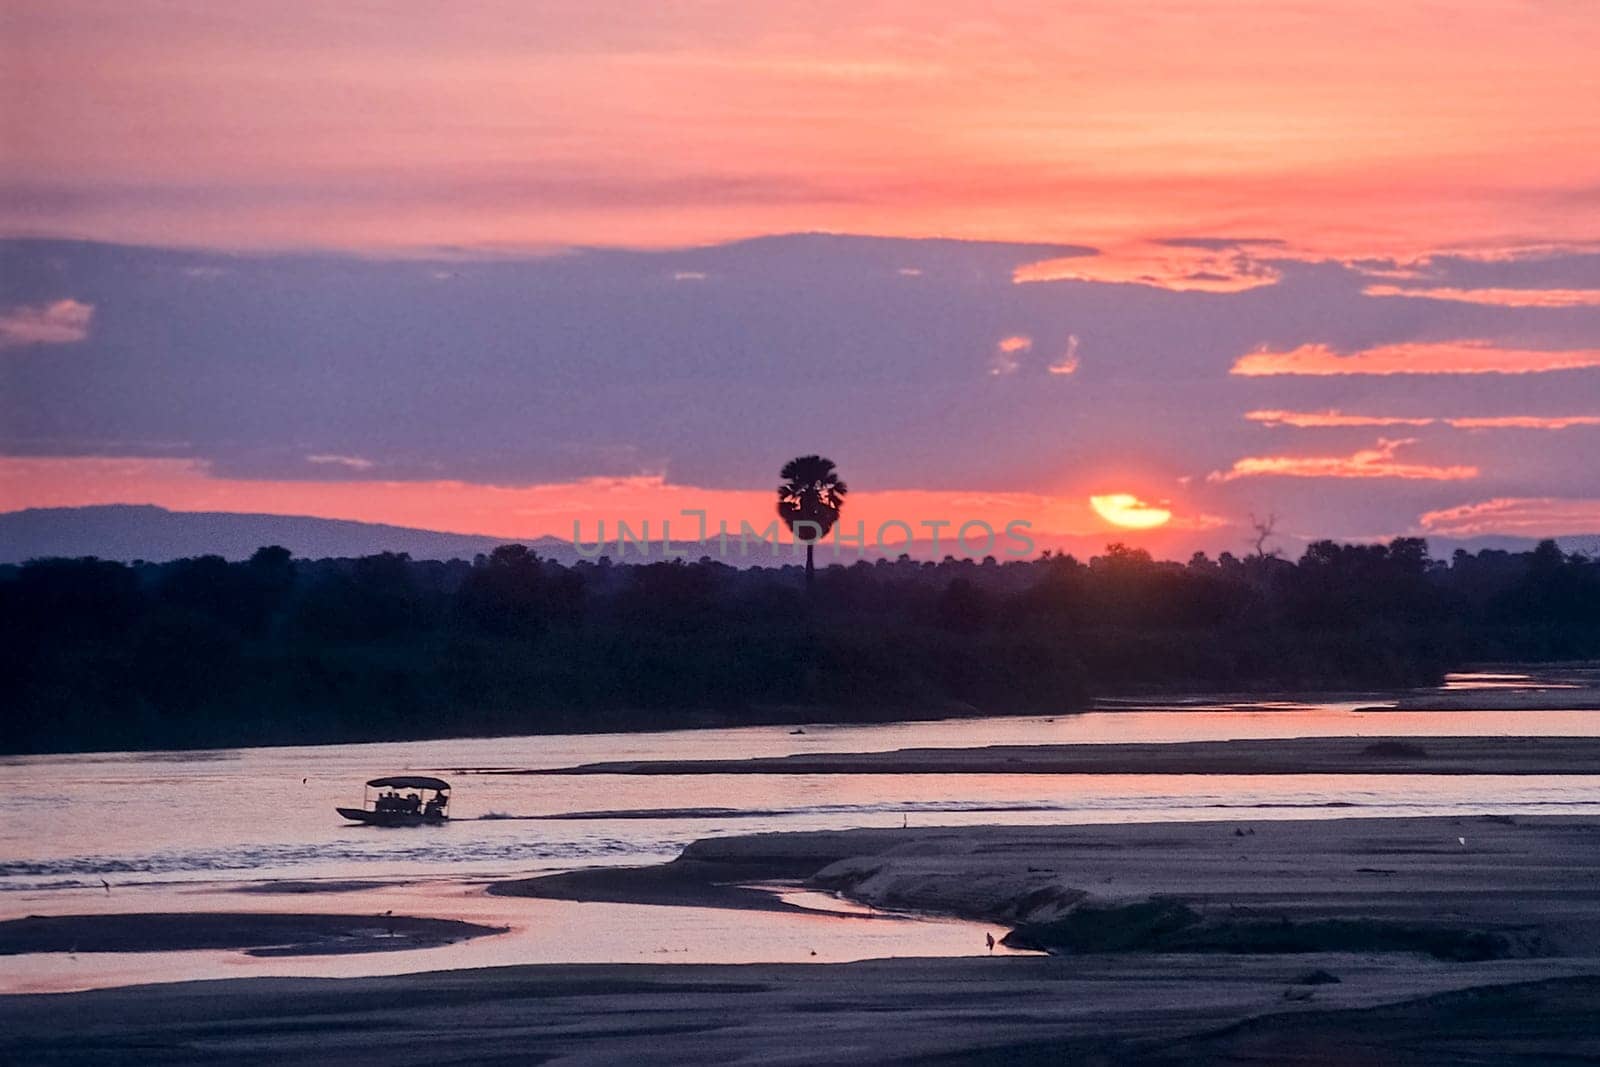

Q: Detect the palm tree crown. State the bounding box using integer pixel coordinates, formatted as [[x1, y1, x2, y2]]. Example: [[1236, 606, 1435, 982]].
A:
[[777, 455, 848, 541]]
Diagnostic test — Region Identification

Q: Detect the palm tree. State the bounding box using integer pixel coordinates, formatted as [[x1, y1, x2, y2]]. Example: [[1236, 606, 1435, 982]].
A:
[[777, 455, 848, 593]]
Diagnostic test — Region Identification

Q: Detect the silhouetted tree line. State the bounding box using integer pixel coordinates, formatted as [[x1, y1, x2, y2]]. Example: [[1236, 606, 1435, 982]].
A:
[[3, 538, 1597, 753]]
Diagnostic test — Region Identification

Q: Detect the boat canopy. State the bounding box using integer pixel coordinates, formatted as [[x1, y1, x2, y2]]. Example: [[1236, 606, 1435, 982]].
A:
[[366, 775, 450, 791]]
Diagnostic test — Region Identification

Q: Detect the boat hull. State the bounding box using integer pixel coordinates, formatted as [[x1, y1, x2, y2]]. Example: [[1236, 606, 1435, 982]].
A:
[[336, 807, 448, 827]]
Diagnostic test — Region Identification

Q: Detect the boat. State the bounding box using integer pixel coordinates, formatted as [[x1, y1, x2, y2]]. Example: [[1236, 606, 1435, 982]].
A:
[[337, 775, 451, 826]]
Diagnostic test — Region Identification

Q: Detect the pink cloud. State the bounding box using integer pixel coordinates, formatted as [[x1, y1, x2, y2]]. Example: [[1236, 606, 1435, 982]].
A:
[[1362, 285, 1600, 308], [1245, 409, 1433, 428], [1047, 334, 1080, 376], [1445, 415, 1600, 430], [1015, 243, 1281, 293], [1420, 497, 1600, 537], [1245, 410, 1600, 430], [305, 453, 377, 470], [989, 335, 1031, 376], [0, 300, 93, 349], [1231, 341, 1600, 376], [1208, 438, 1479, 482]]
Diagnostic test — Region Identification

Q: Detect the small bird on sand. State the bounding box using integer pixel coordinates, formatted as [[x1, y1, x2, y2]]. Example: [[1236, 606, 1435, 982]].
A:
[[986, 933, 996, 952], [100, 879, 111, 894], [1458, 836, 1467, 846]]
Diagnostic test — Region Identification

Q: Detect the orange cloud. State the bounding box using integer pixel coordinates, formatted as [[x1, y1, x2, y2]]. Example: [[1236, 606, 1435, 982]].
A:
[[1362, 285, 1600, 308], [0, 455, 1212, 548], [1245, 409, 1433, 428], [0, 300, 93, 349], [1420, 498, 1600, 537], [1231, 341, 1600, 376], [1208, 438, 1478, 482], [8, 3, 1600, 258]]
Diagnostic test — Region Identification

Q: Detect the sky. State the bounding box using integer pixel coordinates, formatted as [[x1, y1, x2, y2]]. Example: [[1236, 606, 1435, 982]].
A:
[[2, 1, 1598, 556]]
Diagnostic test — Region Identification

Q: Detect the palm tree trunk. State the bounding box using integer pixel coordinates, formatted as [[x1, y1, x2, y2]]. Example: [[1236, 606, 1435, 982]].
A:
[[805, 542, 815, 594]]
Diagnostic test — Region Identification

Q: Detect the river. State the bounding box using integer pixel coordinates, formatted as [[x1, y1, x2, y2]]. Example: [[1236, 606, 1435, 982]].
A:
[[3, 674, 1597, 992]]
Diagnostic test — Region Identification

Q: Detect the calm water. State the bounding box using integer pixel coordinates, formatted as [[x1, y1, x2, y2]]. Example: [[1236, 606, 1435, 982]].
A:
[[3, 678, 1597, 991]]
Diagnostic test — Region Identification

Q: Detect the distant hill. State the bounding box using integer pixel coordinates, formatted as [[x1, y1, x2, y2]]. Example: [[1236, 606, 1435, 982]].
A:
[[0, 505, 529, 563]]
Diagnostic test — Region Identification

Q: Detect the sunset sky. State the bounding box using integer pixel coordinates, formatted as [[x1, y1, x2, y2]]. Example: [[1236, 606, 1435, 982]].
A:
[[3, 1, 1598, 556]]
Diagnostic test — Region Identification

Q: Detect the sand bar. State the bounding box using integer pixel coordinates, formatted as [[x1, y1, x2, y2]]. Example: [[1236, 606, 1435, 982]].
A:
[[530, 735, 1600, 776], [0, 912, 506, 958], [505, 816, 1600, 957]]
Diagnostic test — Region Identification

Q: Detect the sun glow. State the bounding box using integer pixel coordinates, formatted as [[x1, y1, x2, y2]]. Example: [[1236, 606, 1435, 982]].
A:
[[1089, 494, 1172, 530]]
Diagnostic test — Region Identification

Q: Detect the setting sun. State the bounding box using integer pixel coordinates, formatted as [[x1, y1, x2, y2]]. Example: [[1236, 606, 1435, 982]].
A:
[[1089, 494, 1173, 530]]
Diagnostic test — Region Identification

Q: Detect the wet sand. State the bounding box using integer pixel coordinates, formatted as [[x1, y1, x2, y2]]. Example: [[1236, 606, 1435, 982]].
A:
[[5, 957, 1600, 1065], [531, 734, 1600, 775]]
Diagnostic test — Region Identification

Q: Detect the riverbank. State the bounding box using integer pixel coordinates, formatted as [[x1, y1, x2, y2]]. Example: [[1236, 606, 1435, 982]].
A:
[[12, 663, 1596, 758]]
